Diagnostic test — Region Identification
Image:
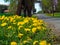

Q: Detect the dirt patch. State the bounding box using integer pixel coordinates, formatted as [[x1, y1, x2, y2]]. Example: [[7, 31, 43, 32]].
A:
[[46, 22, 60, 44]]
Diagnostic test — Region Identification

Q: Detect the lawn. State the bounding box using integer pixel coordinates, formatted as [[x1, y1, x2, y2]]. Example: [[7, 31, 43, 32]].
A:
[[0, 13, 27, 16], [0, 13, 14, 16], [0, 13, 37, 18], [46, 13, 60, 18]]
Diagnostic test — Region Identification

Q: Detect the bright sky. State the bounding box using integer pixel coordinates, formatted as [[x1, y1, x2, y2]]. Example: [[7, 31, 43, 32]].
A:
[[35, 3, 42, 13], [0, 0, 9, 5]]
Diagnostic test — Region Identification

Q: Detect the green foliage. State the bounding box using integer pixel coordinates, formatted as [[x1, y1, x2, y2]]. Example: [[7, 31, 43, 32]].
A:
[[56, 0, 60, 12], [42, 0, 51, 11], [8, 0, 17, 14], [4, 0, 17, 14], [37, 11, 43, 14], [0, 13, 14, 16], [42, 0, 60, 12], [0, 15, 53, 45]]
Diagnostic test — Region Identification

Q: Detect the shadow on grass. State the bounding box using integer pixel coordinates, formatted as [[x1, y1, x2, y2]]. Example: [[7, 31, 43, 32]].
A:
[[0, 13, 14, 16], [0, 13, 37, 18]]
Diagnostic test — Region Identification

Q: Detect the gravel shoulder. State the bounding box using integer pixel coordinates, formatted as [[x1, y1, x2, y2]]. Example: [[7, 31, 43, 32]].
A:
[[35, 14, 60, 36]]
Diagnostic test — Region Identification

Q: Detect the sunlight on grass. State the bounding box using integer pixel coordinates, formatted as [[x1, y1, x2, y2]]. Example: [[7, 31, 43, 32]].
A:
[[46, 13, 60, 18]]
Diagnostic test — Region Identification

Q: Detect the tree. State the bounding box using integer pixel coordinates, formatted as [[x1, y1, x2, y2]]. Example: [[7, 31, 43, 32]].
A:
[[56, 0, 60, 12], [4, 0, 18, 14], [4, 0, 35, 16], [9, 0, 17, 14], [41, 0, 52, 13]]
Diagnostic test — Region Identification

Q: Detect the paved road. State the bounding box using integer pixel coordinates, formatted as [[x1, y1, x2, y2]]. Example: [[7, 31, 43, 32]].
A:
[[35, 14, 60, 36]]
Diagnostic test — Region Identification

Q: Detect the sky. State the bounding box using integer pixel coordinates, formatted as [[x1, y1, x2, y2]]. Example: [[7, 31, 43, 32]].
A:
[[0, 0, 9, 5], [35, 3, 42, 13]]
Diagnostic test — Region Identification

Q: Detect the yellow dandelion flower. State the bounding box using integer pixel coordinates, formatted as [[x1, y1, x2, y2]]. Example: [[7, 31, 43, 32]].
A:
[[33, 41, 38, 45], [11, 41, 17, 45], [39, 20, 44, 23], [2, 15, 5, 19], [39, 40, 47, 45], [0, 16, 5, 20], [23, 40, 28, 44], [18, 26, 23, 29], [25, 28, 30, 32], [33, 20, 38, 23], [37, 26, 42, 30], [0, 18, 2, 20], [14, 15, 21, 19], [17, 16, 21, 19], [27, 17, 30, 20], [27, 37, 32, 41], [17, 22, 24, 26], [33, 23, 38, 26], [42, 27, 46, 30], [24, 19, 29, 23], [31, 18, 35, 20], [37, 22, 43, 25], [1, 23, 7, 26], [13, 20, 16, 23], [18, 33, 23, 38], [10, 17, 14, 22], [8, 26, 12, 29], [32, 28, 37, 33], [13, 15, 19, 19], [5, 17, 9, 20]]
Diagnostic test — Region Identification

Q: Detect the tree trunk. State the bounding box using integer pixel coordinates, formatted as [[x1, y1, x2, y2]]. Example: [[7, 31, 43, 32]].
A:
[[16, 0, 21, 16]]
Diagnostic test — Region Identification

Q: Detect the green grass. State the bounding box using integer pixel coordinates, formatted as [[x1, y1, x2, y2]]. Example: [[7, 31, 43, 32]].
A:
[[0, 13, 14, 16], [46, 13, 60, 18], [0, 13, 24, 17], [0, 13, 37, 18]]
